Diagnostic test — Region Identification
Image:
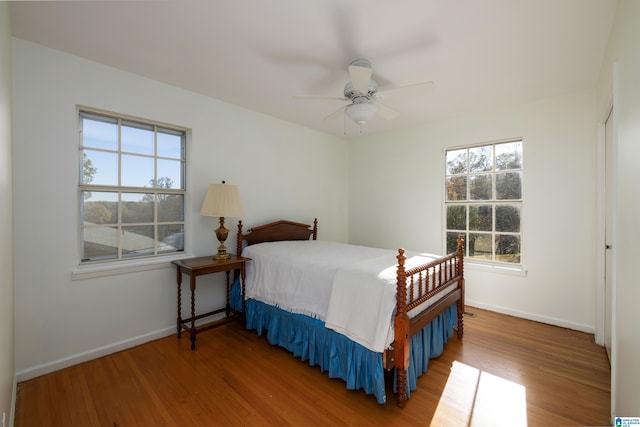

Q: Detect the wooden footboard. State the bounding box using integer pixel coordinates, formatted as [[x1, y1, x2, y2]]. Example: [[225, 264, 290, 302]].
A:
[[393, 235, 465, 407]]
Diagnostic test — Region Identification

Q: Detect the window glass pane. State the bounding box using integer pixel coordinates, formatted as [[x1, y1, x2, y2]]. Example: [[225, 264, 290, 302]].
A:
[[157, 131, 183, 159], [495, 140, 522, 170], [469, 174, 492, 200], [122, 193, 154, 223], [469, 205, 492, 231], [122, 121, 154, 155], [82, 191, 118, 224], [446, 232, 465, 254], [446, 205, 466, 230], [82, 116, 118, 150], [496, 235, 521, 263], [82, 226, 118, 261], [158, 194, 184, 222], [446, 176, 467, 201], [121, 154, 154, 188], [122, 225, 155, 257], [83, 149, 118, 185], [469, 145, 493, 172], [468, 233, 492, 260], [159, 224, 184, 252], [79, 110, 186, 263], [157, 159, 183, 189], [496, 205, 521, 232], [496, 172, 522, 199], [445, 140, 522, 265], [446, 149, 467, 175]]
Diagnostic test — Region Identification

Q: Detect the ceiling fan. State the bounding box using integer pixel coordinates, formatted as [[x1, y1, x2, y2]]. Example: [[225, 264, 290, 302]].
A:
[[294, 59, 434, 129]]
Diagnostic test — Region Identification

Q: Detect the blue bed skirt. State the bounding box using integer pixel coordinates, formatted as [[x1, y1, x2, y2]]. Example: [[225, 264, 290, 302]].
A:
[[231, 280, 457, 404]]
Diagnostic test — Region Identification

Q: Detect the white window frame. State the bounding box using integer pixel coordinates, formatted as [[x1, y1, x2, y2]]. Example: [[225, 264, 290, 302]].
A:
[[444, 138, 523, 266], [78, 107, 187, 265]]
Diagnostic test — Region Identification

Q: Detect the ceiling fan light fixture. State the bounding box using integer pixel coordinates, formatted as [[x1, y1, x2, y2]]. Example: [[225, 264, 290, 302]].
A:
[[346, 102, 377, 125]]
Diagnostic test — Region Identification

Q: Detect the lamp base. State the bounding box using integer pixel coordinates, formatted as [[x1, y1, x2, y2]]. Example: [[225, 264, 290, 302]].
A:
[[213, 217, 231, 261], [213, 250, 231, 261]]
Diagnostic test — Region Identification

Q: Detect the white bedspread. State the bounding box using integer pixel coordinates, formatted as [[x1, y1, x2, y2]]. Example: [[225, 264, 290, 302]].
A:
[[325, 252, 438, 352], [242, 240, 388, 320], [242, 240, 441, 353]]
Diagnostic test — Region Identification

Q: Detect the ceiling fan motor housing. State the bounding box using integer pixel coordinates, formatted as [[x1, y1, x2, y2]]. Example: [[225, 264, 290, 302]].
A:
[[343, 80, 378, 101]]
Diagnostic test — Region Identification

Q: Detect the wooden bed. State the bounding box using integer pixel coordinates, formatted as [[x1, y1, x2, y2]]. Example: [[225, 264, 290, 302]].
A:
[[235, 218, 465, 407]]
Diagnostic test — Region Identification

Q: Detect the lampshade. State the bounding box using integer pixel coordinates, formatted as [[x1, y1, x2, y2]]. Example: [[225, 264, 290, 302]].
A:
[[200, 183, 244, 218], [346, 102, 377, 125]]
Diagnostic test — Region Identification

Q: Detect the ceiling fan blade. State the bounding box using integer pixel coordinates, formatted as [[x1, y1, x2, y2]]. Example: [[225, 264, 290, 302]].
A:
[[348, 64, 372, 93], [324, 105, 346, 121], [375, 101, 401, 120], [379, 81, 435, 97], [293, 95, 349, 101]]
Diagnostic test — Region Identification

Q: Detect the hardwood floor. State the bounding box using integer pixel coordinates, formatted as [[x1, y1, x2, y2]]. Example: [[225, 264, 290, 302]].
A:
[[14, 307, 611, 426]]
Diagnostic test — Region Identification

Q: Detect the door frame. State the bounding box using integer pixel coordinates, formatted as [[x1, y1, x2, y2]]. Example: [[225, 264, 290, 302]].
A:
[[595, 62, 618, 419], [595, 104, 611, 348]]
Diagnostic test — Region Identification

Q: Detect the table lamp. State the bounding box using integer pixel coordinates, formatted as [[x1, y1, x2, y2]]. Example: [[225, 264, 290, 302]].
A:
[[200, 181, 245, 260]]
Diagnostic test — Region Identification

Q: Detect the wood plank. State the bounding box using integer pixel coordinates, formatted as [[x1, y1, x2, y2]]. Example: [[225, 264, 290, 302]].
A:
[[14, 307, 610, 426]]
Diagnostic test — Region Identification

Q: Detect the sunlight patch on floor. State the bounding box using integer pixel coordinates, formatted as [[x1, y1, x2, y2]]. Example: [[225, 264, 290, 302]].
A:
[[430, 360, 527, 427]]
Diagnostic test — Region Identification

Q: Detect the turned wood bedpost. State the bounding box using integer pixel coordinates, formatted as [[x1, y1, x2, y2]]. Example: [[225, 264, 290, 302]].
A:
[[394, 248, 410, 407], [236, 221, 244, 256], [312, 218, 318, 240], [456, 235, 465, 339]]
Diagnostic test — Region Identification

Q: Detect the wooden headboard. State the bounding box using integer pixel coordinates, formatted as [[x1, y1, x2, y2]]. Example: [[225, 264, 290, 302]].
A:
[[236, 219, 318, 255]]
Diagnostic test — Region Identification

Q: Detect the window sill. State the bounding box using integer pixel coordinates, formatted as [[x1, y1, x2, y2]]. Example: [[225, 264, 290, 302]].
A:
[[465, 260, 528, 277], [71, 253, 190, 281]]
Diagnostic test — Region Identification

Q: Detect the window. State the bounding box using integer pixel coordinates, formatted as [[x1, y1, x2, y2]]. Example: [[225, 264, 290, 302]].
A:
[[79, 109, 186, 263], [445, 139, 523, 264]]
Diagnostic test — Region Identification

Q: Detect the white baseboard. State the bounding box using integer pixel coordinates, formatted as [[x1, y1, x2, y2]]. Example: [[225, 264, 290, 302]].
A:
[[15, 326, 176, 383], [465, 299, 595, 334], [12, 303, 597, 387]]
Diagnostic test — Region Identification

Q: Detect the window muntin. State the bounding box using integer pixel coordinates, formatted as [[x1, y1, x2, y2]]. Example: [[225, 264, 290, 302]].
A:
[[445, 140, 522, 264], [79, 110, 186, 263]]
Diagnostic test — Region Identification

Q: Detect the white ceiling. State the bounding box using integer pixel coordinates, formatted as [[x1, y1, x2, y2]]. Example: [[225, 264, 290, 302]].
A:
[[8, 0, 617, 138]]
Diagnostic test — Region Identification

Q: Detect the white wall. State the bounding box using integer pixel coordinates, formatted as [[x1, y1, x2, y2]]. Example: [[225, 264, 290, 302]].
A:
[[0, 3, 15, 424], [349, 89, 598, 332], [11, 38, 348, 378], [597, 0, 640, 416]]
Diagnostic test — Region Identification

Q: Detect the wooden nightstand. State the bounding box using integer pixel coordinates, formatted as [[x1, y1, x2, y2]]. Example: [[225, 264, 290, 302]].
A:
[[172, 255, 250, 350]]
